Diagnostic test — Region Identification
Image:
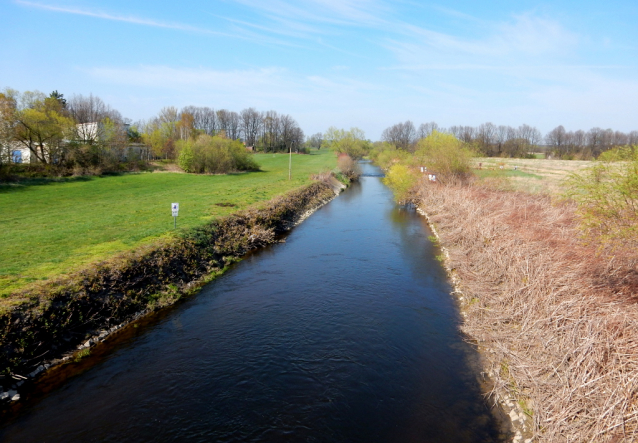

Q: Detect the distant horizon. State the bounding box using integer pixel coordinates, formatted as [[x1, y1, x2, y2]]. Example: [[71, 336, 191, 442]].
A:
[[2, 0, 637, 139]]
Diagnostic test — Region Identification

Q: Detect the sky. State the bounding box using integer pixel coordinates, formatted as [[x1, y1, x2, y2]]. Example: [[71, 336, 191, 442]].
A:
[[1, 0, 637, 140]]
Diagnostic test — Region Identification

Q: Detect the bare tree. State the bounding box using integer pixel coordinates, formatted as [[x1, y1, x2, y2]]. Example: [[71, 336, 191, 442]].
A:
[[518, 124, 542, 147], [495, 125, 509, 155], [240, 107, 262, 146], [68, 94, 123, 144], [586, 127, 604, 157], [216, 109, 231, 138], [261, 110, 280, 152], [181, 106, 217, 135], [613, 130, 628, 147], [573, 129, 586, 150], [417, 122, 440, 139], [546, 125, 567, 156], [476, 122, 497, 155], [381, 120, 417, 150], [279, 114, 304, 152], [307, 132, 323, 149]]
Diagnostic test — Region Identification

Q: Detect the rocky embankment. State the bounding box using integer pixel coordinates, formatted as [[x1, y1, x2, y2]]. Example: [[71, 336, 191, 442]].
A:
[[0, 180, 338, 402]]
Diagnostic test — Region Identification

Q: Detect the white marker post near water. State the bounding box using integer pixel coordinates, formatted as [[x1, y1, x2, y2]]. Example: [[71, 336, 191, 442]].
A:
[[171, 202, 179, 228]]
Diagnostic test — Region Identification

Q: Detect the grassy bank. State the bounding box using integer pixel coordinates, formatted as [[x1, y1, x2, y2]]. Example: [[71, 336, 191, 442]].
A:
[[0, 180, 338, 378], [418, 182, 638, 442], [0, 150, 336, 297]]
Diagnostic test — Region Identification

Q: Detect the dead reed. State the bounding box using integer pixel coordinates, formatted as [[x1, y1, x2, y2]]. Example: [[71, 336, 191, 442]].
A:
[[419, 183, 638, 442]]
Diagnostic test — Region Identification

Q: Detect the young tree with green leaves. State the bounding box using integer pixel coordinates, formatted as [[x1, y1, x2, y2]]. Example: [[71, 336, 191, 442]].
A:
[[321, 127, 369, 160], [14, 93, 75, 164], [413, 130, 474, 184]]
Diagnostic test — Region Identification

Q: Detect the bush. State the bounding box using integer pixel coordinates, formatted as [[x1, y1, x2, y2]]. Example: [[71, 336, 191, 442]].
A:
[[597, 145, 637, 162], [176, 134, 259, 174], [413, 130, 474, 184], [321, 127, 370, 160], [382, 163, 418, 203], [567, 151, 638, 251], [369, 143, 411, 170], [336, 154, 361, 180]]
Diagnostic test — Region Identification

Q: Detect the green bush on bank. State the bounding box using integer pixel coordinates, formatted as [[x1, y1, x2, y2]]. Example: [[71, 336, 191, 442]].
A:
[[413, 131, 475, 184], [177, 134, 259, 174], [567, 150, 638, 251], [382, 163, 418, 204], [376, 131, 475, 202]]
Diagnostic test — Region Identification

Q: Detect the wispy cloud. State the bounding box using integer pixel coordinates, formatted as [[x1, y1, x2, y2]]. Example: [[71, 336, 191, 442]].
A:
[[15, 0, 231, 36], [230, 0, 390, 27], [394, 13, 578, 60], [15, 0, 304, 48], [87, 65, 289, 91]]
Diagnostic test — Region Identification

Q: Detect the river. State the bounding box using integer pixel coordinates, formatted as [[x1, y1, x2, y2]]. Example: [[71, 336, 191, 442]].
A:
[[0, 162, 506, 442]]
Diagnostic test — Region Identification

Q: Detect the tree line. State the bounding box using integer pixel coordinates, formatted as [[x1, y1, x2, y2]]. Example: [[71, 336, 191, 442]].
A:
[[0, 87, 307, 176], [140, 106, 305, 159], [381, 120, 638, 159]]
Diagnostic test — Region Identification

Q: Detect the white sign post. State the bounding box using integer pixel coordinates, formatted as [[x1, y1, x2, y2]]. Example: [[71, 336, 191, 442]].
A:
[[171, 203, 179, 228]]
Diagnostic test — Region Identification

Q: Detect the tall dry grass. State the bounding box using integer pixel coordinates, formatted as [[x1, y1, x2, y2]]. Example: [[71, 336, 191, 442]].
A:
[[419, 182, 638, 442]]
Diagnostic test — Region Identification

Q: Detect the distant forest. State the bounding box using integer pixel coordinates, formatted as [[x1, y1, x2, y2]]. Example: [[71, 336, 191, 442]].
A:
[[381, 120, 638, 159]]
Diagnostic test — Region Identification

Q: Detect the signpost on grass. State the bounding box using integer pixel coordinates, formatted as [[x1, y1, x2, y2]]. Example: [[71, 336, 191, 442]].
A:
[[172, 203, 179, 228]]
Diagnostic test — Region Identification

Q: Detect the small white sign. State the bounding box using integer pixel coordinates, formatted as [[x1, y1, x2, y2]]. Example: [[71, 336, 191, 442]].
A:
[[171, 202, 179, 217]]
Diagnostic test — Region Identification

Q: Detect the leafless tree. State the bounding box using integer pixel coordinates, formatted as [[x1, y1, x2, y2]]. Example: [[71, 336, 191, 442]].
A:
[[518, 124, 542, 147], [307, 132, 323, 149], [417, 122, 440, 139], [381, 120, 417, 150], [67, 94, 123, 144], [240, 107, 262, 146], [613, 130, 628, 147], [261, 110, 280, 152], [546, 125, 568, 156], [586, 127, 605, 157], [181, 106, 217, 135], [283, 114, 304, 151], [476, 122, 497, 155]]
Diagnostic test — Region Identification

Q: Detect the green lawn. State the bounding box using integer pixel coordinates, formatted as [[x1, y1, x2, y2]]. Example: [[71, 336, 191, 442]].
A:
[[0, 150, 336, 296]]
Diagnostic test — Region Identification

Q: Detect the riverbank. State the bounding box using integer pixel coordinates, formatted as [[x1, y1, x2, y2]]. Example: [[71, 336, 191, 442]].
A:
[[0, 180, 339, 401], [0, 151, 337, 297], [418, 183, 638, 442]]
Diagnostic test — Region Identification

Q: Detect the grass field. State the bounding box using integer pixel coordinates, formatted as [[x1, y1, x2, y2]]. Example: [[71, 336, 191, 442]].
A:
[[0, 150, 336, 296], [474, 157, 592, 194]]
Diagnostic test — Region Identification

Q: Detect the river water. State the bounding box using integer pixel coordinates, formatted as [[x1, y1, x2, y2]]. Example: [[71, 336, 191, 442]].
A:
[[0, 162, 506, 442]]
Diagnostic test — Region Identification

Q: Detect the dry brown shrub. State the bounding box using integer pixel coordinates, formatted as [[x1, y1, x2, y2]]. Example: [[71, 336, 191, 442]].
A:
[[337, 154, 361, 180], [419, 183, 638, 442]]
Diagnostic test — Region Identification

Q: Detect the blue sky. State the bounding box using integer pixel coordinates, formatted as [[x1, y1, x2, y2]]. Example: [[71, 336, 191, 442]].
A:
[[1, 0, 636, 139]]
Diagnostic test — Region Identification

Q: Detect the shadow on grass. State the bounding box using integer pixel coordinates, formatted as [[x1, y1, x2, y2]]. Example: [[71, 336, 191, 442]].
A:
[[0, 176, 98, 193]]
